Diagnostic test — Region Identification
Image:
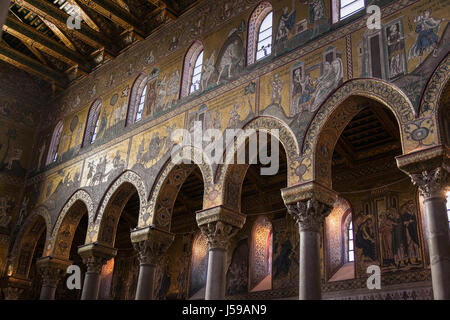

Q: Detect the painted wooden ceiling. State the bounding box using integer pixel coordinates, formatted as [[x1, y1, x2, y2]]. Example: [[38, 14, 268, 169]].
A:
[[1, 0, 199, 92]]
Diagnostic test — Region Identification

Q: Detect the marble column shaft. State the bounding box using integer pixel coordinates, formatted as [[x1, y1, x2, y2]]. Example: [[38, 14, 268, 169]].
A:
[[131, 226, 175, 300], [196, 207, 246, 300], [287, 199, 332, 300], [410, 166, 450, 300], [78, 243, 117, 300]]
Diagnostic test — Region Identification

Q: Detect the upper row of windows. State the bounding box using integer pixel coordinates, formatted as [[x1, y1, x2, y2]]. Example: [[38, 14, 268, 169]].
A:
[[46, 0, 365, 165]]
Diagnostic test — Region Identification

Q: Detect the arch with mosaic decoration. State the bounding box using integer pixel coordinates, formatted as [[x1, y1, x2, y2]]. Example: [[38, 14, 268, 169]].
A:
[[86, 170, 147, 245], [299, 78, 440, 189], [216, 116, 300, 213], [141, 145, 214, 230], [49, 189, 94, 259], [420, 54, 450, 146], [9, 206, 52, 280]]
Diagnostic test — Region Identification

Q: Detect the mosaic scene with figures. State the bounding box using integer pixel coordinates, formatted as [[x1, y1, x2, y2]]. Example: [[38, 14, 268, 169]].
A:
[[0, 0, 449, 300]]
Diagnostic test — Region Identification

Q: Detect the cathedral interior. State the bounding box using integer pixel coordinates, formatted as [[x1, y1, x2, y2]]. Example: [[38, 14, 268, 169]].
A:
[[0, 0, 449, 300]]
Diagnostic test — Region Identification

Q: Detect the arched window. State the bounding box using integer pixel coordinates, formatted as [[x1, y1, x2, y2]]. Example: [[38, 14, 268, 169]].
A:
[[327, 197, 355, 281], [250, 216, 272, 292], [127, 73, 148, 126], [180, 40, 204, 98], [83, 99, 102, 146], [46, 120, 63, 165], [447, 191, 450, 228], [347, 220, 354, 262], [332, 0, 366, 23], [247, 2, 272, 65], [190, 51, 203, 94]]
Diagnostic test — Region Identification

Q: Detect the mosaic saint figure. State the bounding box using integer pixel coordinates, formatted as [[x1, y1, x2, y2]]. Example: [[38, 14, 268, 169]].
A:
[[389, 208, 407, 268], [379, 211, 395, 265], [386, 23, 405, 78], [408, 10, 444, 63], [269, 73, 284, 106], [275, 2, 296, 44], [307, 0, 326, 38], [355, 215, 376, 262], [400, 201, 420, 264]]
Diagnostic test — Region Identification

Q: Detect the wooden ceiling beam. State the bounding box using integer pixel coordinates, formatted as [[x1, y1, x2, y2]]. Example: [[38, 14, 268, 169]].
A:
[[370, 106, 401, 140], [0, 0, 9, 38], [10, 0, 117, 58], [76, 0, 144, 37], [146, 0, 177, 20], [334, 136, 356, 168], [0, 40, 68, 89], [3, 15, 91, 73]]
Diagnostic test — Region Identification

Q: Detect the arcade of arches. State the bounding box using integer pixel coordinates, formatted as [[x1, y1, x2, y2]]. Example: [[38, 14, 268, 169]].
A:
[[0, 0, 449, 300]]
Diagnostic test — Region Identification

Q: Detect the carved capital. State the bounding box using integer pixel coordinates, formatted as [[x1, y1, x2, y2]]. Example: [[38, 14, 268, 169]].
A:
[[200, 220, 240, 250], [78, 243, 117, 274], [84, 255, 108, 274], [287, 199, 332, 232], [36, 257, 71, 287], [131, 227, 175, 266], [410, 166, 449, 199], [3, 287, 24, 300], [196, 206, 245, 250]]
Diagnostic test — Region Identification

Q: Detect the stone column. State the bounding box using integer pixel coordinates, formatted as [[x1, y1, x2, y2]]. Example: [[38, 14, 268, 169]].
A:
[[130, 226, 174, 300], [36, 257, 71, 300], [397, 146, 450, 300], [196, 206, 246, 300], [0, 0, 10, 37], [78, 243, 117, 300], [282, 182, 337, 300], [410, 167, 449, 300]]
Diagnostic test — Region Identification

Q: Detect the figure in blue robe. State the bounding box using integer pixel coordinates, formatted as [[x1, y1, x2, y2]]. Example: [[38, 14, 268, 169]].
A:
[[408, 10, 443, 63], [275, 6, 296, 45]]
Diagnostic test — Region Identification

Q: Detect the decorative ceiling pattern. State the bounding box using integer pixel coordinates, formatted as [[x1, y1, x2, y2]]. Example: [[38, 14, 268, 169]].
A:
[[0, 0, 199, 91]]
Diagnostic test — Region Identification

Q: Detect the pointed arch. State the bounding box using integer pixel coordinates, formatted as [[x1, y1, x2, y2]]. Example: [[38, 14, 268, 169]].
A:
[[127, 73, 149, 126], [247, 1, 273, 65], [419, 54, 450, 146], [49, 189, 94, 259], [87, 170, 147, 245], [9, 206, 51, 279], [46, 120, 64, 165], [180, 40, 204, 98], [216, 116, 299, 212], [298, 78, 435, 188], [83, 98, 102, 146], [141, 146, 214, 230]]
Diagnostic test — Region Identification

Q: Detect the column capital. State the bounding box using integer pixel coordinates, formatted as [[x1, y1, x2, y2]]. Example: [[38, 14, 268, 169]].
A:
[[196, 206, 246, 250], [0, 276, 31, 300], [286, 199, 333, 232], [36, 256, 71, 287], [130, 226, 175, 265], [410, 166, 449, 199], [281, 181, 338, 207], [78, 243, 117, 273], [396, 145, 449, 199]]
